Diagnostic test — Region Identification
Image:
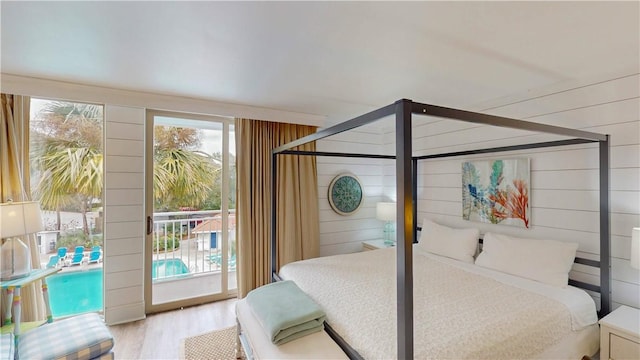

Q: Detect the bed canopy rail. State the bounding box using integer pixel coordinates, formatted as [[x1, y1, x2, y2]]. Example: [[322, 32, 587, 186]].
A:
[[271, 99, 610, 360]]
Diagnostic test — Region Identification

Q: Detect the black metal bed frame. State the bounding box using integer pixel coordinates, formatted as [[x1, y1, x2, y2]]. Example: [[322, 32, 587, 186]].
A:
[[270, 99, 610, 360]]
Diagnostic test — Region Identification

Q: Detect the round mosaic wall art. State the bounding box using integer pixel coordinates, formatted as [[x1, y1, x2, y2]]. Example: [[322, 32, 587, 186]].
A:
[[328, 173, 363, 216]]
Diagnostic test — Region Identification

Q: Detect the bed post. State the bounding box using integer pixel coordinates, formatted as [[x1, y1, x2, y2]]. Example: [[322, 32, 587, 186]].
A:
[[412, 157, 418, 243], [599, 136, 611, 316], [271, 152, 278, 281], [396, 99, 414, 360]]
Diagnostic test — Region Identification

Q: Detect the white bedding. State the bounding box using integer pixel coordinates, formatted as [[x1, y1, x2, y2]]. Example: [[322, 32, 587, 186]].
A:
[[278, 246, 599, 359]]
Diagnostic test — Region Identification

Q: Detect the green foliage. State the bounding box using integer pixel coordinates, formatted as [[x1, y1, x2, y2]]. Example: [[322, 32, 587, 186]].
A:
[[154, 126, 200, 150], [57, 230, 103, 251], [30, 100, 104, 234], [200, 152, 237, 210], [31, 101, 235, 222], [153, 147, 218, 210], [153, 235, 181, 252]]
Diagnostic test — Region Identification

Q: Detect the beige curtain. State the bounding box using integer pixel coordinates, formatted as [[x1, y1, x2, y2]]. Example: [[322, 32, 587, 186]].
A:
[[235, 119, 319, 298], [1, 93, 46, 324]]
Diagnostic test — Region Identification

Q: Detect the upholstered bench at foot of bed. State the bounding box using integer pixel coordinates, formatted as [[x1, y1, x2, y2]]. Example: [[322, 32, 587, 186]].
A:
[[236, 298, 348, 360], [17, 312, 114, 360]]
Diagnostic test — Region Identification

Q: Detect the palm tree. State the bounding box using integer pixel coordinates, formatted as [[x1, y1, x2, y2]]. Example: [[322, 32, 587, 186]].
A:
[[153, 126, 219, 211], [32, 102, 223, 235], [31, 101, 103, 234], [153, 147, 219, 210], [35, 141, 103, 233]]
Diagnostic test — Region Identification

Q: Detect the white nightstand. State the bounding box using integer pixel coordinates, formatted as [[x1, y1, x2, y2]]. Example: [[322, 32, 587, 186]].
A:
[[599, 305, 640, 360], [362, 239, 395, 251]]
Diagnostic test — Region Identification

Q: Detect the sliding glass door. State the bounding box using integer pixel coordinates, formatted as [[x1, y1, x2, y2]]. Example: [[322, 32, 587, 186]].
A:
[[145, 110, 236, 313]]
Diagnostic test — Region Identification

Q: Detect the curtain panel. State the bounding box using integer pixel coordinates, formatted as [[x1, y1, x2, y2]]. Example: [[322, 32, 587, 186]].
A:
[[1, 93, 46, 324], [235, 119, 319, 298]]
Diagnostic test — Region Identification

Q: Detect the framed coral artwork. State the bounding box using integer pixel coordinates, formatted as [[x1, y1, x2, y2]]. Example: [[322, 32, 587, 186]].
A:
[[462, 158, 530, 228]]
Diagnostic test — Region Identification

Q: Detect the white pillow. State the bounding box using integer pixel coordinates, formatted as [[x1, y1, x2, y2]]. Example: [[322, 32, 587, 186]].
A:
[[418, 219, 479, 263], [475, 232, 578, 287]]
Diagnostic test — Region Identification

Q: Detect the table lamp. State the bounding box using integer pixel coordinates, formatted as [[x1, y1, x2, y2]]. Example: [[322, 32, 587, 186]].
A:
[[632, 227, 640, 270], [376, 202, 396, 246], [0, 201, 44, 280]]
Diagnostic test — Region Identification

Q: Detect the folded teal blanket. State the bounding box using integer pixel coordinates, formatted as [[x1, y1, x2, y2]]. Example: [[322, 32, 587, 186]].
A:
[[246, 280, 326, 345]]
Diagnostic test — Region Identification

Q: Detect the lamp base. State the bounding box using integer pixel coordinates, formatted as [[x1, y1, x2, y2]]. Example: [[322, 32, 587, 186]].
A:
[[383, 221, 395, 245], [0, 238, 32, 281], [0, 271, 30, 281]]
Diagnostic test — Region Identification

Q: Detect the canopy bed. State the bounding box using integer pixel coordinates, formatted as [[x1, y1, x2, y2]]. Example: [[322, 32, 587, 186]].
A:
[[239, 99, 610, 359]]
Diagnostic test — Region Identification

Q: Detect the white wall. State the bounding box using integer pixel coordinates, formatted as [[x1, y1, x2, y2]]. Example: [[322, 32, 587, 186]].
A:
[[379, 73, 639, 310], [103, 105, 146, 325], [317, 126, 388, 256]]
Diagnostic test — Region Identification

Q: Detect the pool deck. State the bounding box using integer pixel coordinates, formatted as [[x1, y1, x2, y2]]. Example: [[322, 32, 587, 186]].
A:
[[39, 253, 103, 273], [38, 247, 226, 274]]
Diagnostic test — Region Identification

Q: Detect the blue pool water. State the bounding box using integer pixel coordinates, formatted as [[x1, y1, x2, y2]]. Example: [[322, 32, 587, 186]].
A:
[[47, 259, 190, 317], [152, 259, 190, 279], [47, 268, 103, 318]]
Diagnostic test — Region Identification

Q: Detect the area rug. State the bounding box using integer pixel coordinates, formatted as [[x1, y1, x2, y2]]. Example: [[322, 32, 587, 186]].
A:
[[181, 326, 244, 360]]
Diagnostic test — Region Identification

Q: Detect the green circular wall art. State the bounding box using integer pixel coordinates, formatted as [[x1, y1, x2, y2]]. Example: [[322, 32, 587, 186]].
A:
[[328, 173, 363, 215]]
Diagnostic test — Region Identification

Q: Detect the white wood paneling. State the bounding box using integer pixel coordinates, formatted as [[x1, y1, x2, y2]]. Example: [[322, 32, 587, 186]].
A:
[[104, 105, 146, 325], [486, 74, 640, 120], [404, 74, 640, 309], [105, 270, 144, 290], [104, 302, 145, 326], [106, 139, 144, 156], [317, 136, 385, 256], [102, 243, 142, 270], [106, 122, 145, 140], [107, 286, 145, 308], [104, 189, 145, 206], [105, 155, 145, 173], [105, 222, 144, 240], [103, 206, 144, 224], [104, 237, 144, 257], [104, 173, 144, 190]]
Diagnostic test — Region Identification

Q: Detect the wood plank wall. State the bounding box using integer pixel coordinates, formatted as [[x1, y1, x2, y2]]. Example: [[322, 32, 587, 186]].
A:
[[103, 105, 146, 325], [377, 73, 639, 310], [316, 126, 388, 256]]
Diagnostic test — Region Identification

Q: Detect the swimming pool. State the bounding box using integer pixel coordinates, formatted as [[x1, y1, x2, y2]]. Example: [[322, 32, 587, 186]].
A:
[[47, 268, 103, 318], [152, 259, 190, 279], [47, 259, 190, 317]]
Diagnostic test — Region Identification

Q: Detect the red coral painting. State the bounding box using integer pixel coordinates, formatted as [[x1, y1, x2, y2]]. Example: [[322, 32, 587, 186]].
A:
[[462, 158, 530, 228]]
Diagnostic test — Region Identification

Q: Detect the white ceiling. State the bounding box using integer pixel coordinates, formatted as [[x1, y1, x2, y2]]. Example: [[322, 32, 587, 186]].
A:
[[1, 1, 638, 123]]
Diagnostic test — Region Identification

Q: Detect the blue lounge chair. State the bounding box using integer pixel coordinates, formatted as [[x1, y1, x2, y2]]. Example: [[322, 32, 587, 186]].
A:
[[57, 247, 68, 260], [208, 254, 236, 269], [73, 246, 85, 256], [91, 246, 101, 252], [45, 255, 60, 269], [68, 252, 84, 266], [87, 251, 102, 264]]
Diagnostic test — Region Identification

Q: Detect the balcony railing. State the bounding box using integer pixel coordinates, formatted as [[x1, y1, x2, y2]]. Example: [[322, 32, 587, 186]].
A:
[[152, 209, 236, 281]]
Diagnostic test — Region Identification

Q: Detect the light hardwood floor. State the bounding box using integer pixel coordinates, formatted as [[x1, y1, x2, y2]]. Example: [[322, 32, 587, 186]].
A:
[[108, 299, 238, 359]]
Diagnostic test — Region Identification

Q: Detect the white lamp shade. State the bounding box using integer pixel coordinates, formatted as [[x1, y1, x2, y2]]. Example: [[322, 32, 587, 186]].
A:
[[376, 202, 396, 222], [0, 201, 44, 238], [631, 227, 640, 270]]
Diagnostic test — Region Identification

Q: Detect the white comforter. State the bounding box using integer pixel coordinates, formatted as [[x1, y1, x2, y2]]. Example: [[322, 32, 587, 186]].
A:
[[279, 247, 598, 360]]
